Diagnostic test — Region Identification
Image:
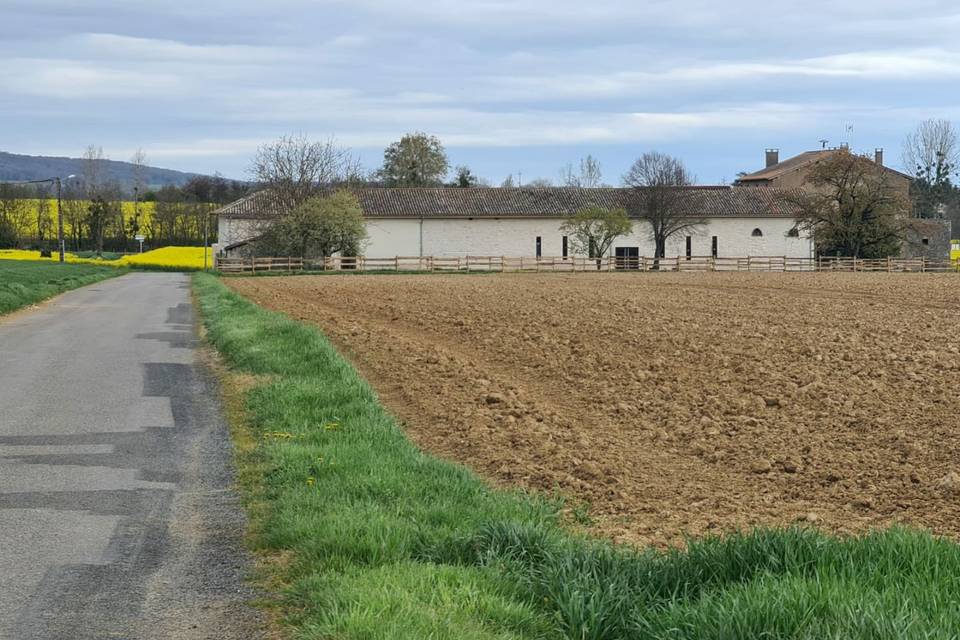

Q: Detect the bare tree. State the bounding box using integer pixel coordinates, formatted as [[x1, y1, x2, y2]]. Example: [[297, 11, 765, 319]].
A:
[[561, 155, 603, 187], [903, 119, 959, 177], [623, 152, 701, 262], [81, 145, 107, 200], [250, 134, 360, 211], [61, 183, 86, 250], [130, 148, 148, 194], [903, 120, 959, 219]]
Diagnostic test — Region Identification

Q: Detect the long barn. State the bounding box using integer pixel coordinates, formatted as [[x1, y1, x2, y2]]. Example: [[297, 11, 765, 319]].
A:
[[213, 186, 813, 260]]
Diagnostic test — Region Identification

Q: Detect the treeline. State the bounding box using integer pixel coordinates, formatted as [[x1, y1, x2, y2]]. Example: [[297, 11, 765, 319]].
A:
[[0, 175, 251, 252]]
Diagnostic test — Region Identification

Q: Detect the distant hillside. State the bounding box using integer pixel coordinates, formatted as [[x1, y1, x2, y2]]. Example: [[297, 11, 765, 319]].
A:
[[0, 151, 205, 189]]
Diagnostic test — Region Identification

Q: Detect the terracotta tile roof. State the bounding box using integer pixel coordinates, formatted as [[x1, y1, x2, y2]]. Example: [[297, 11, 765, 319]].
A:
[[738, 149, 913, 183], [214, 186, 800, 220], [737, 151, 834, 182]]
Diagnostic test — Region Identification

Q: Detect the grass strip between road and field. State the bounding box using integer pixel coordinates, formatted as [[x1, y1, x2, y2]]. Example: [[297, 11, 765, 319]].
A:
[[194, 272, 960, 640], [0, 259, 126, 315]]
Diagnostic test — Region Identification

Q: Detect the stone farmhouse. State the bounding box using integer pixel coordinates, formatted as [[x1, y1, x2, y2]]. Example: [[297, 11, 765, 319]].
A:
[[736, 147, 950, 258], [736, 147, 912, 192]]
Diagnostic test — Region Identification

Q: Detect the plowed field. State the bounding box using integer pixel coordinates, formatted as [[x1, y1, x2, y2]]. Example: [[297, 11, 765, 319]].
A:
[[227, 272, 960, 547]]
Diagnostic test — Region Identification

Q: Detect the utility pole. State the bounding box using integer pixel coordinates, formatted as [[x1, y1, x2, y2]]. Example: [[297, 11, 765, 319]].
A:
[[19, 175, 72, 262], [56, 177, 65, 263], [203, 207, 210, 271]]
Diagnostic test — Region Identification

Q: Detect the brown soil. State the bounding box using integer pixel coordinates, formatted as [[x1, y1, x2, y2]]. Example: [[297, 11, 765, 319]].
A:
[[226, 272, 960, 547]]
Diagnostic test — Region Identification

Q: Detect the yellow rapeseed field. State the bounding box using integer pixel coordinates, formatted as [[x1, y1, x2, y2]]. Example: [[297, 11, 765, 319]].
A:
[[10, 200, 157, 236], [0, 246, 212, 270]]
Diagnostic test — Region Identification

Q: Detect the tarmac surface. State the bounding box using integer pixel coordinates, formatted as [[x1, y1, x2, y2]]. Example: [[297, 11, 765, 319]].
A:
[[0, 272, 263, 639]]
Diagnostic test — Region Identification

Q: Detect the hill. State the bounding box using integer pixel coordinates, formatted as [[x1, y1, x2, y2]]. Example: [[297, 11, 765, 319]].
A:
[[0, 151, 205, 189]]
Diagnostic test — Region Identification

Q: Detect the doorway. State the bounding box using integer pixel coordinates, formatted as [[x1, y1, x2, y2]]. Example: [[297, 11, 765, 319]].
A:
[[615, 246, 639, 269]]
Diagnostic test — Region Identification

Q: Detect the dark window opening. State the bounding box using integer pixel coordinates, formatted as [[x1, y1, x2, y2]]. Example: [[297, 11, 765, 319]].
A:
[[751, 228, 764, 237], [711, 236, 718, 258], [787, 227, 799, 238], [615, 246, 640, 269], [922, 237, 930, 246], [536, 236, 542, 257], [685, 236, 692, 259], [562, 235, 568, 258]]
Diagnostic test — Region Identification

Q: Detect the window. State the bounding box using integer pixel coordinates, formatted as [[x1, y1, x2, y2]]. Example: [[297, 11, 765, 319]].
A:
[[685, 236, 692, 259], [711, 236, 718, 258], [562, 235, 568, 258], [536, 236, 542, 257], [787, 227, 799, 238], [922, 238, 930, 246], [751, 228, 764, 237]]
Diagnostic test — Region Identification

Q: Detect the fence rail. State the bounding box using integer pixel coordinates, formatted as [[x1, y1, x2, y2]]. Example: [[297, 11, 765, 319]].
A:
[[215, 254, 960, 274]]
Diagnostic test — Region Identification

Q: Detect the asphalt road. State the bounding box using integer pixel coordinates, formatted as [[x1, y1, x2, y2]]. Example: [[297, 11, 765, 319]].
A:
[[0, 273, 263, 639]]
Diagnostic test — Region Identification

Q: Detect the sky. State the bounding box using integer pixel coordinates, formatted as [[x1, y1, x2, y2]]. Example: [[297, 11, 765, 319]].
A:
[[3, 0, 960, 185]]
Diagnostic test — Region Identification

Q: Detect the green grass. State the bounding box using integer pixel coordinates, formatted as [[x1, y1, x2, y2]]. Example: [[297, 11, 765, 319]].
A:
[[194, 272, 960, 640], [0, 259, 125, 315]]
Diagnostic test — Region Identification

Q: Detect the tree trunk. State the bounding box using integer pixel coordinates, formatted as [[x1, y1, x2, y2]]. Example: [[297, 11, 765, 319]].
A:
[[653, 236, 666, 271]]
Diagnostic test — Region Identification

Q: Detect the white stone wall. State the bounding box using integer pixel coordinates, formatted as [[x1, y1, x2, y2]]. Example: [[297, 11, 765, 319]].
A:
[[365, 216, 812, 259], [217, 215, 813, 259], [213, 217, 263, 254]]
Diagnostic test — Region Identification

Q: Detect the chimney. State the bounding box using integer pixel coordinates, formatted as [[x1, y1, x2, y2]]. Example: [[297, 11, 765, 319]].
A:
[[875, 148, 884, 166], [765, 148, 779, 168]]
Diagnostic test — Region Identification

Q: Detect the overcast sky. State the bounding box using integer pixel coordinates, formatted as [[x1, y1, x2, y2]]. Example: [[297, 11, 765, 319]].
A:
[[3, 0, 960, 184]]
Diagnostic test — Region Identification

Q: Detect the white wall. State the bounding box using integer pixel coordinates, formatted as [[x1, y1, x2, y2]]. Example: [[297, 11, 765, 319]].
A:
[[214, 217, 262, 254], [218, 215, 813, 259], [365, 217, 812, 258]]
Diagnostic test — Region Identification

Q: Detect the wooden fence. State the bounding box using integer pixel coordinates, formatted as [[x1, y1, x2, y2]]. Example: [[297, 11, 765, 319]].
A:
[[215, 254, 960, 274]]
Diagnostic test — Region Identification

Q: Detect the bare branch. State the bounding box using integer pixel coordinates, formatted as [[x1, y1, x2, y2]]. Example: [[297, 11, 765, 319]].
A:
[[250, 134, 360, 211]]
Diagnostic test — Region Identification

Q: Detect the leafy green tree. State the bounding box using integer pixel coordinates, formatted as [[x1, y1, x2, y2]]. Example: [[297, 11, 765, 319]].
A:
[[257, 190, 367, 258], [453, 165, 478, 188], [379, 132, 449, 186], [559, 206, 633, 263], [787, 149, 907, 258]]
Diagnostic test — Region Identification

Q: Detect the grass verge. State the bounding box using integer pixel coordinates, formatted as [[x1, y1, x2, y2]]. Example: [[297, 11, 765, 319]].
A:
[[194, 272, 960, 639], [0, 259, 125, 315]]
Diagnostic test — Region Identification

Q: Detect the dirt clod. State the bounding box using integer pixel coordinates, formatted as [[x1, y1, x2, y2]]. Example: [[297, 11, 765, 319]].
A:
[[484, 393, 505, 405], [751, 459, 773, 474]]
